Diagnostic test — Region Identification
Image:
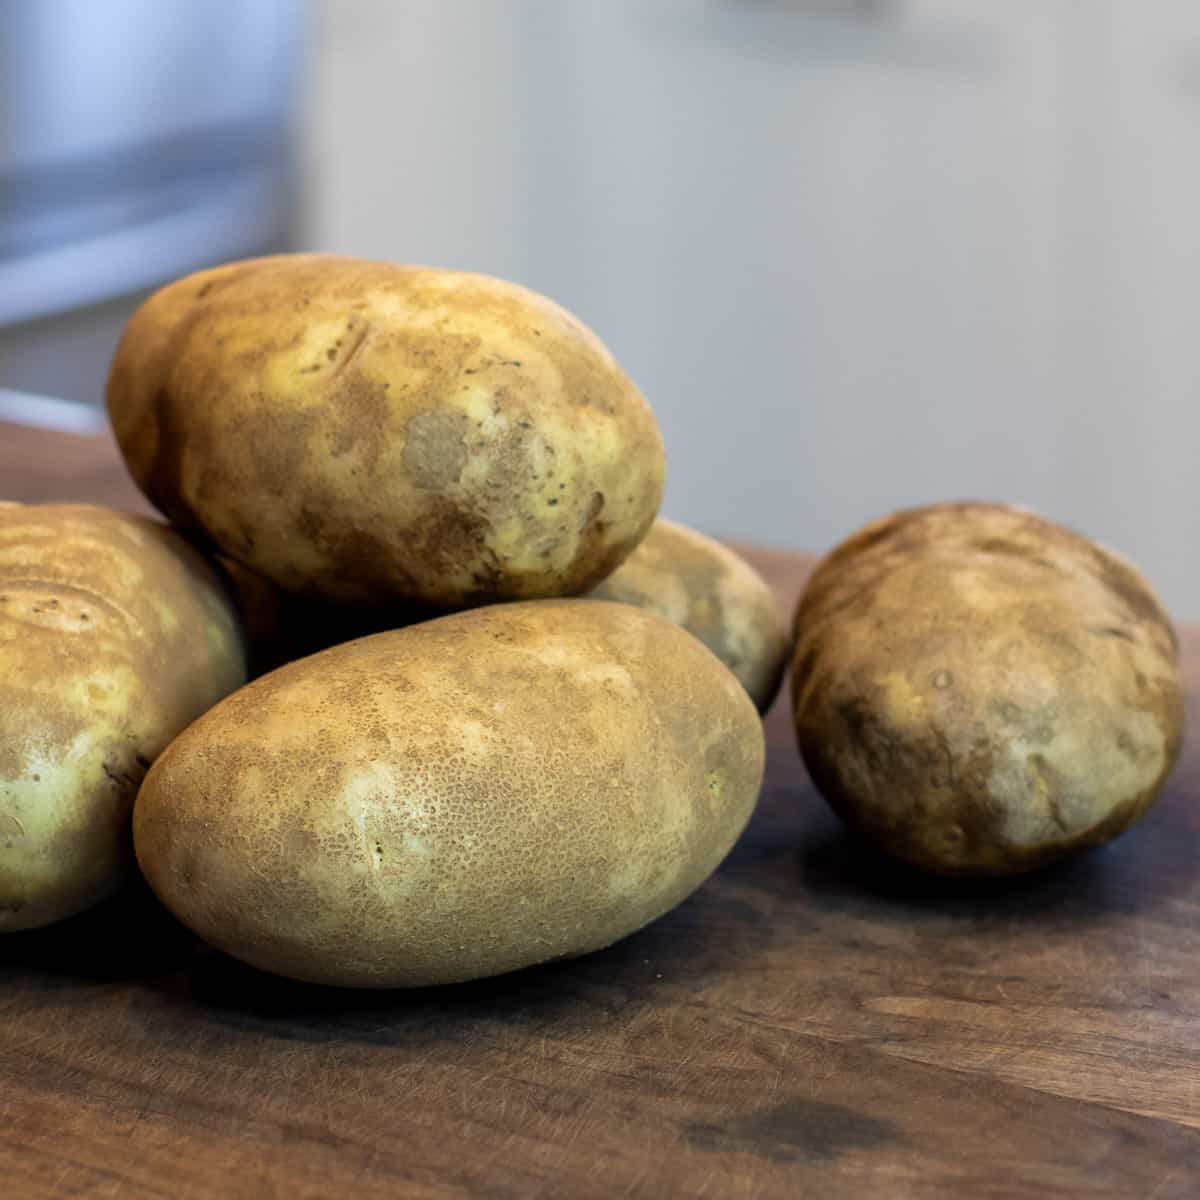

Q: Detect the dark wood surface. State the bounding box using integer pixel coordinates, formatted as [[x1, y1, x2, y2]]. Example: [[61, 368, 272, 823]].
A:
[[3, 419, 1199, 1198]]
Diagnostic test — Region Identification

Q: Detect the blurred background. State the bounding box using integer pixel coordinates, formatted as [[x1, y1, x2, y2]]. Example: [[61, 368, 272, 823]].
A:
[[3, 0, 1200, 610]]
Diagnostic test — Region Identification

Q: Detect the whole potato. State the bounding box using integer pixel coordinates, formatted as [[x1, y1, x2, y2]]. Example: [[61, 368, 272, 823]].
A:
[[107, 255, 666, 610], [792, 502, 1183, 876], [0, 503, 247, 930], [588, 518, 789, 711], [134, 600, 764, 987]]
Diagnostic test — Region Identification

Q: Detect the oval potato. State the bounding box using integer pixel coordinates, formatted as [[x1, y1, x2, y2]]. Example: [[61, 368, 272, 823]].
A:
[[134, 600, 764, 987], [589, 518, 789, 711], [792, 502, 1184, 876], [0, 503, 247, 930], [107, 255, 666, 610]]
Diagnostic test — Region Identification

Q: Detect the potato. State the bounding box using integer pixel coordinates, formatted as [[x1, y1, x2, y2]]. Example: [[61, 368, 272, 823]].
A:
[[106, 255, 666, 610], [214, 555, 413, 677], [133, 600, 764, 987], [588, 518, 789, 711], [791, 502, 1184, 877], [0, 503, 247, 931]]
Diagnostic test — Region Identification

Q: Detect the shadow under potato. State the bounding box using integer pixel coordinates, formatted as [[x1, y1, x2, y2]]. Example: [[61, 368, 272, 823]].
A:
[[178, 873, 780, 1047], [718, 729, 1199, 929], [9, 734, 1190, 1024], [786, 790, 1196, 928], [0, 875, 201, 988], [2, 801, 780, 1029]]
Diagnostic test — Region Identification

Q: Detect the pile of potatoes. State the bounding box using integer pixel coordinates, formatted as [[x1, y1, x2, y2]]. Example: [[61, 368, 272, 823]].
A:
[[1, 255, 784, 986], [1, 254, 1185, 987]]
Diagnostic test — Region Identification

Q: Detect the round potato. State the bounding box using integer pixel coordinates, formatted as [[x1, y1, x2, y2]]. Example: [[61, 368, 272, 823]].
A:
[[107, 255, 666, 610], [0, 503, 247, 931], [134, 600, 764, 987], [791, 502, 1184, 877], [588, 518, 789, 711]]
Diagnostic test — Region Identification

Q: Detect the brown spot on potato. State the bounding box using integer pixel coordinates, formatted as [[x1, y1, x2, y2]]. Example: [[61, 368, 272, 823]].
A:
[[977, 537, 1024, 557], [327, 369, 392, 467], [481, 423, 539, 497]]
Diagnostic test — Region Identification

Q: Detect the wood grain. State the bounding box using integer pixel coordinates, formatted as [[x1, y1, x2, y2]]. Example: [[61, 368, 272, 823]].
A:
[[0, 419, 151, 513], [2, 422, 1199, 1198]]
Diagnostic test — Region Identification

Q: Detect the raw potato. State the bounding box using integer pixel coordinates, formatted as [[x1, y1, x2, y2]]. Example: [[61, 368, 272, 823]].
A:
[[107, 254, 666, 610], [134, 600, 765, 987], [215, 556, 410, 677], [0, 503, 247, 931], [791, 502, 1184, 877], [589, 518, 789, 711]]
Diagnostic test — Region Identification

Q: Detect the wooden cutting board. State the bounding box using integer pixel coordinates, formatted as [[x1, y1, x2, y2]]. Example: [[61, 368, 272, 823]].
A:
[[2, 420, 1199, 1198]]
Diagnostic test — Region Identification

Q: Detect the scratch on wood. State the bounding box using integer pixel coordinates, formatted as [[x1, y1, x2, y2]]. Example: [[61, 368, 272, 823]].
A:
[[620, 1168, 649, 1198], [1147, 1167, 1183, 1200]]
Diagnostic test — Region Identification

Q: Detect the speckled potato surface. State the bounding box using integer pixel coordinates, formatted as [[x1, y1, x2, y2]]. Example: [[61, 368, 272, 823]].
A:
[[792, 502, 1184, 877], [106, 254, 666, 610], [0, 503, 247, 931], [588, 519, 789, 711], [134, 600, 764, 987]]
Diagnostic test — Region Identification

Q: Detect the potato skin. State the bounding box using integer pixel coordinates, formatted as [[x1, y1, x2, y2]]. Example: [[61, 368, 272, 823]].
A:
[[588, 519, 789, 712], [133, 600, 764, 987], [0, 503, 247, 930], [792, 502, 1184, 877], [106, 255, 666, 610]]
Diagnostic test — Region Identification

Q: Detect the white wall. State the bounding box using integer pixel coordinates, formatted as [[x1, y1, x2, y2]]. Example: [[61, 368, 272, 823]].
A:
[[307, 0, 1200, 615]]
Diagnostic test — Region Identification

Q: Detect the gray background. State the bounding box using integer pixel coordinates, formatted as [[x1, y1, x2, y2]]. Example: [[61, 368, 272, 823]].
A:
[[6, 0, 1200, 613]]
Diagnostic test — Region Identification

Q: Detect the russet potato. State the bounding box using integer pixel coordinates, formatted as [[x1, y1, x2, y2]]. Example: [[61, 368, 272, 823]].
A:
[[0, 503, 247, 930], [213, 555, 411, 678], [107, 255, 665, 611], [792, 502, 1183, 876], [588, 518, 789, 711], [133, 600, 764, 987]]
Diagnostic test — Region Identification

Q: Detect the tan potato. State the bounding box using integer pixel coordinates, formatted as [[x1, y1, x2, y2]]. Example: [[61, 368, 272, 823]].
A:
[[134, 600, 764, 987], [791, 502, 1184, 877], [588, 518, 789, 711], [0, 503, 247, 930], [107, 255, 666, 611]]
